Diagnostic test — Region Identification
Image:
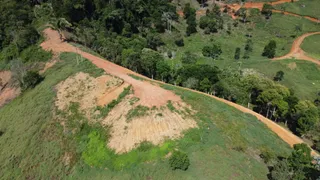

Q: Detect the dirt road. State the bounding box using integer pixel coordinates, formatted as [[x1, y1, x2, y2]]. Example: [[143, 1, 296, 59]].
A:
[[40, 28, 318, 156], [273, 32, 320, 65], [41, 29, 181, 108]]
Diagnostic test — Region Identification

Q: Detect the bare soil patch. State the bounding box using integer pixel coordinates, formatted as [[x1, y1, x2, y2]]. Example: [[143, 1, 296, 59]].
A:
[[0, 71, 21, 108], [55, 72, 124, 119], [102, 96, 197, 153], [287, 62, 297, 70]]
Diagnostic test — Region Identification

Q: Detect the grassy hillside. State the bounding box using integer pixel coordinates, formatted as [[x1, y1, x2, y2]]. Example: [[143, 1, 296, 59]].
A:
[[0, 52, 291, 179], [162, 12, 320, 100], [274, 0, 320, 18], [301, 34, 320, 60]]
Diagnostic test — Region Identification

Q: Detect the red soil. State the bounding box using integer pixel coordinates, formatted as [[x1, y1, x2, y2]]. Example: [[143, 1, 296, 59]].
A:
[[41, 28, 181, 108], [273, 32, 320, 65]]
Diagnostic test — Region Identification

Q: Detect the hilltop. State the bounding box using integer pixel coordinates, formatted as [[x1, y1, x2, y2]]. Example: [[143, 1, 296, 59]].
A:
[[0, 0, 320, 179]]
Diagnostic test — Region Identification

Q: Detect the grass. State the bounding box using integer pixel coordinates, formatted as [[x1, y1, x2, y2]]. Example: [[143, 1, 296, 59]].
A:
[[0, 50, 292, 179], [241, 59, 320, 100], [126, 105, 150, 122], [162, 11, 320, 100], [71, 80, 292, 179], [274, 0, 320, 18], [96, 86, 131, 118], [0, 52, 104, 179], [301, 34, 320, 60]]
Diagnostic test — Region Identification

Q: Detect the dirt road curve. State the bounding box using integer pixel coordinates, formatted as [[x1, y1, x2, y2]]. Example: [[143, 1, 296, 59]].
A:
[[273, 32, 320, 65], [40, 28, 318, 156], [41, 29, 181, 108]]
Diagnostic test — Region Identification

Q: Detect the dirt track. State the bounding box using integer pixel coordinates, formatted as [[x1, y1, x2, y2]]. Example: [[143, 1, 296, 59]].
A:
[[273, 32, 320, 65], [41, 28, 318, 155], [41, 29, 181, 108]]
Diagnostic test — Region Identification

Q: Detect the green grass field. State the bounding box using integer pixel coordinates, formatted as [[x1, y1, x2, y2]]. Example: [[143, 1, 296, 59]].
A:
[[274, 0, 320, 18], [0, 52, 291, 179], [162, 11, 320, 100], [301, 34, 320, 60]]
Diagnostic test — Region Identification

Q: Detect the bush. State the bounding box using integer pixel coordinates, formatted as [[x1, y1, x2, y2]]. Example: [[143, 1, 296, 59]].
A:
[[260, 149, 275, 163], [234, 47, 241, 60], [21, 71, 43, 91], [169, 151, 190, 170], [262, 40, 276, 58], [175, 38, 184, 47], [202, 44, 222, 59], [20, 46, 52, 63]]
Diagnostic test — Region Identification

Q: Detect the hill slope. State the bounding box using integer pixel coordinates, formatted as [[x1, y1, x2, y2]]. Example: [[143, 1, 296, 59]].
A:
[[0, 29, 297, 179]]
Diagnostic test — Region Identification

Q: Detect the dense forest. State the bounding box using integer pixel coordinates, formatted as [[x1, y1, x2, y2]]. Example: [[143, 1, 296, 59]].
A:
[[1, 0, 320, 179]]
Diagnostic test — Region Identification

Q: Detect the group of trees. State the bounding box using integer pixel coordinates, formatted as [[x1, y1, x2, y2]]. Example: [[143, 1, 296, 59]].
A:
[[183, 3, 197, 36], [269, 143, 319, 179], [199, 5, 224, 34]]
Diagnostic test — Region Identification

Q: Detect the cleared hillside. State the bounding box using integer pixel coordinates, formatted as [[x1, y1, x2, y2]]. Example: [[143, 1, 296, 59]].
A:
[[0, 52, 291, 179]]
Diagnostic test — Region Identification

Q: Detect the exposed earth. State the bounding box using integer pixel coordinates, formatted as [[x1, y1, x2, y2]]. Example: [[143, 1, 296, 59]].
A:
[[0, 71, 20, 108], [273, 32, 320, 65]]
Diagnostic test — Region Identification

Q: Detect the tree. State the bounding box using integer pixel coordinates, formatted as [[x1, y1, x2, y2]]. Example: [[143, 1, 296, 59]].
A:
[[262, 40, 277, 58], [169, 151, 190, 171], [186, 14, 197, 36], [234, 48, 241, 60], [140, 48, 164, 79], [121, 48, 141, 72], [202, 44, 222, 59], [183, 3, 194, 19], [289, 144, 312, 170], [261, 4, 273, 19], [294, 100, 319, 135], [271, 159, 293, 180], [181, 51, 197, 64], [274, 71, 284, 81], [183, 77, 199, 89], [147, 33, 164, 50], [199, 78, 211, 93], [21, 71, 43, 91], [156, 61, 171, 82]]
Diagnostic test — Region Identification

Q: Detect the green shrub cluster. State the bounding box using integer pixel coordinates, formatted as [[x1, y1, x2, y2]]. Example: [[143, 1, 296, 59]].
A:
[[169, 151, 190, 171]]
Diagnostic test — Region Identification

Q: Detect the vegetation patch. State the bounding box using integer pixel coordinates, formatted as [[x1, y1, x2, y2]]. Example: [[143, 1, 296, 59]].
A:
[[126, 105, 150, 122], [97, 86, 131, 118]]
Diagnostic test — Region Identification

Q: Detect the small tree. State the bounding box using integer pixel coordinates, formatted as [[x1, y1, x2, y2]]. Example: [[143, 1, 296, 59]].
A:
[[261, 4, 273, 19], [202, 44, 222, 59], [169, 151, 190, 171], [262, 40, 277, 58], [199, 78, 211, 92], [182, 77, 199, 89], [234, 47, 241, 60], [21, 71, 43, 91], [182, 51, 197, 64], [274, 71, 284, 81], [186, 15, 197, 36]]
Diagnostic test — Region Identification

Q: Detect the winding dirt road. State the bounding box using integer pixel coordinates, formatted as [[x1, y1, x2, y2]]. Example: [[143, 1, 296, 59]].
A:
[[41, 28, 318, 156], [273, 32, 320, 65]]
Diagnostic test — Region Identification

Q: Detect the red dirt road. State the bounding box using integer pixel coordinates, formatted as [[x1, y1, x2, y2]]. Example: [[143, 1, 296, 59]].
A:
[[41, 28, 318, 155], [41, 28, 181, 108], [273, 32, 320, 65]]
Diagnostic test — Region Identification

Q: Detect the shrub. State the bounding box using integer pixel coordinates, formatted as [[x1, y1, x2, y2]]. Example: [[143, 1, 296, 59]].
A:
[[202, 44, 222, 59], [260, 149, 275, 163], [262, 40, 276, 58], [21, 71, 43, 91], [169, 151, 190, 171], [234, 47, 241, 60], [175, 38, 184, 47]]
